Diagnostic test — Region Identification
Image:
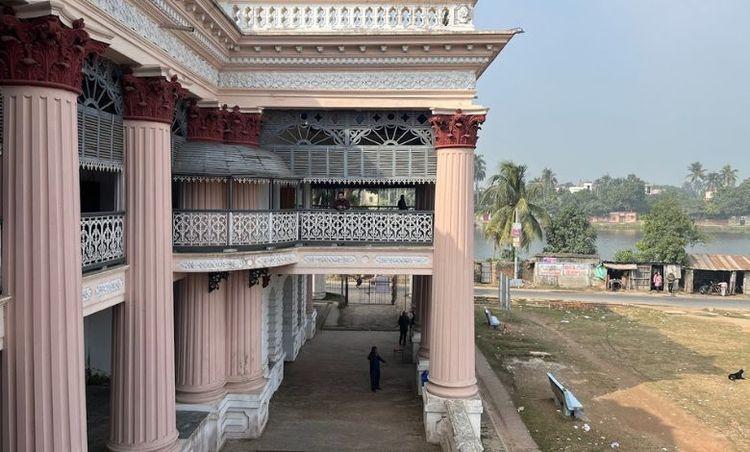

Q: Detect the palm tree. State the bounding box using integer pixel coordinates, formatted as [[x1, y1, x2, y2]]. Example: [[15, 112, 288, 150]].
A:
[[539, 167, 558, 199], [474, 153, 487, 205], [720, 164, 738, 188], [480, 161, 550, 251], [704, 172, 722, 192], [686, 161, 706, 193]]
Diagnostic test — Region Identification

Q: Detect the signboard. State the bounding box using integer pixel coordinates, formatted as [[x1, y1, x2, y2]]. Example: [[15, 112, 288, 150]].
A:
[[511, 222, 522, 248]]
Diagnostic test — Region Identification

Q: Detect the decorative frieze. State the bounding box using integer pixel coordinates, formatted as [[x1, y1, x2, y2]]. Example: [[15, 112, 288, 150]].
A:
[[254, 253, 298, 268], [430, 109, 486, 149], [0, 9, 107, 93], [179, 258, 251, 272], [374, 256, 431, 265], [122, 73, 184, 124], [219, 70, 476, 91], [301, 255, 357, 265], [88, 0, 219, 83], [227, 56, 490, 66]]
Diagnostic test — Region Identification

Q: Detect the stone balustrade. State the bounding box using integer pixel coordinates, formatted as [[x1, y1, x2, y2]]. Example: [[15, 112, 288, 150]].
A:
[[223, 2, 475, 33]]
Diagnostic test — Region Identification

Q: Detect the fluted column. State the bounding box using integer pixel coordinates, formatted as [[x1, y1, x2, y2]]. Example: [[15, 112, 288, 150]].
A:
[[0, 11, 105, 452], [426, 110, 486, 399], [416, 276, 433, 360], [175, 274, 227, 403], [109, 74, 182, 451], [225, 272, 265, 392]]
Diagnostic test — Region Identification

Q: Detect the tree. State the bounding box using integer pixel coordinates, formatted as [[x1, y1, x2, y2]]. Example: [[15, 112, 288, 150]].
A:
[[635, 196, 703, 264], [592, 174, 648, 214], [538, 167, 558, 199], [704, 171, 722, 192], [474, 153, 487, 204], [720, 164, 738, 188], [705, 178, 750, 218], [686, 161, 706, 193], [543, 205, 597, 255], [480, 161, 550, 250]]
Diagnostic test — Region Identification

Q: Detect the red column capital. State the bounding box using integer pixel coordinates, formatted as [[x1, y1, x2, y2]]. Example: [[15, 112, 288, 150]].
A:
[[224, 105, 262, 146], [122, 73, 184, 124], [0, 8, 107, 93], [429, 109, 486, 149], [187, 100, 225, 142]]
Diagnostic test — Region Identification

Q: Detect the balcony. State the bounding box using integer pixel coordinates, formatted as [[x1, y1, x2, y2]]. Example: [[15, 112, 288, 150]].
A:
[[172, 209, 434, 251], [81, 212, 126, 272]]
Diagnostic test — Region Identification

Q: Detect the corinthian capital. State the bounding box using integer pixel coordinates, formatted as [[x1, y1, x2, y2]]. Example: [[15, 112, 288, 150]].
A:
[[0, 8, 107, 93], [429, 109, 486, 149]]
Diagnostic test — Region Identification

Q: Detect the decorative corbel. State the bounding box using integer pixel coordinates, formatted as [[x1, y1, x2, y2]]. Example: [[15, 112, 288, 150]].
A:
[[208, 271, 228, 293]]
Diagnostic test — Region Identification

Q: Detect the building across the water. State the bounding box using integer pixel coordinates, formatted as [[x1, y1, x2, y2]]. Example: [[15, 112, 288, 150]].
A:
[[0, 2, 519, 450]]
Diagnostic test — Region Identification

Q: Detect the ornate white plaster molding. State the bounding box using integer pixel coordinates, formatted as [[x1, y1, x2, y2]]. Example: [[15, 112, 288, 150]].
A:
[[255, 253, 298, 268], [219, 70, 476, 90], [227, 56, 490, 66], [81, 268, 128, 317], [223, 2, 475, 33], [374, 255, 431, 265], [95, 278, 125, 297], [301, 255, 358, 265], [175, 252, 299, 272], [146, 0, 229, 61], [178, 257, 252, 272], [89, 0, 219, 83]]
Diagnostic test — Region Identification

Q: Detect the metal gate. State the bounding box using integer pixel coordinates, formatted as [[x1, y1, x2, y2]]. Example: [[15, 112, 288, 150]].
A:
[[325, 274, 411, 306]]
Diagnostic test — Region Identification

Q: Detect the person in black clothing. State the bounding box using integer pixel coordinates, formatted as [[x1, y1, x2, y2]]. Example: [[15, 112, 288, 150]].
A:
[[397, 194, 408, 210], [368, 346, 386, 392], [397, 311, 410, 346]]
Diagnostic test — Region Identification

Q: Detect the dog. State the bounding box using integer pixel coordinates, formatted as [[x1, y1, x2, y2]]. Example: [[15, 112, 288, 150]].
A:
[[728, 369, 745, 381]]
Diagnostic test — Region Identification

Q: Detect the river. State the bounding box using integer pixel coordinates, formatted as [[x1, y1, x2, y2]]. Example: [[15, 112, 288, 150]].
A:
[[474, 227, 750, 260]]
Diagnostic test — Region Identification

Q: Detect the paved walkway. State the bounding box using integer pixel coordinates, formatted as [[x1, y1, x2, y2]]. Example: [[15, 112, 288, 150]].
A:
[[223, 329, 437, 451], [476, 287, 750, 310]]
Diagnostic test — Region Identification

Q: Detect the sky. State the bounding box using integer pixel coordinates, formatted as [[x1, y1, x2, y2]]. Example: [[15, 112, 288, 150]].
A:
[[473, 0, 750, 186]]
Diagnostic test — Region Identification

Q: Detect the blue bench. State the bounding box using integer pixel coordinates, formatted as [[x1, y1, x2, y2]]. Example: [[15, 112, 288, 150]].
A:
[[547, 372, 584, 419], [483, 307, 501, 329]]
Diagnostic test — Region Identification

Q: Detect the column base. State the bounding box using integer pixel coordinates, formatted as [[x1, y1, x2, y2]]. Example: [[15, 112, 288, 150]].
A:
[[176, 383, 227, 405], [107, 434, 180, 452], [176, 361, 285, 452], [416, 357, 429, 396], [422, 390, 483, 445], [305, 309, 318, 340]]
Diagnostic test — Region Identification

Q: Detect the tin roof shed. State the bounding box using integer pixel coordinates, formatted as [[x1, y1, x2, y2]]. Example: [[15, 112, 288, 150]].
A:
[[686, 254, 750, 271]]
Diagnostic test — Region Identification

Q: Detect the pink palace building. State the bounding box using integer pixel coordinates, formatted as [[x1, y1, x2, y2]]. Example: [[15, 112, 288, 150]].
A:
[[0, 1, 519, 450]]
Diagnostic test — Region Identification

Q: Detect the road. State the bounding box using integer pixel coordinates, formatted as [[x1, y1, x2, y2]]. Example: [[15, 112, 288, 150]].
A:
[[474, 286, 750, 310]]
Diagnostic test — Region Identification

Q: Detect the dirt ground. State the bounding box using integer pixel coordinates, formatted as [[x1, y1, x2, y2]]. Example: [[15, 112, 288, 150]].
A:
[[476, 300, 750, 452]]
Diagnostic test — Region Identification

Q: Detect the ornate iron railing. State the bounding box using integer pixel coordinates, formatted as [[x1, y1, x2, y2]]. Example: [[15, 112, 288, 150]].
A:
[[173, 210, 300, 249], [81, 212, 125, 271], [172, 209, 433, 250], [299, 210, 433, 244]]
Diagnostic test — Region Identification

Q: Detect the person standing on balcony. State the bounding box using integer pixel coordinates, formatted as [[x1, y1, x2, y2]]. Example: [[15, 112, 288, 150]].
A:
[[333, 191, 351, 210], [397, 194, 408, 210], [368, 346, 386, 392]]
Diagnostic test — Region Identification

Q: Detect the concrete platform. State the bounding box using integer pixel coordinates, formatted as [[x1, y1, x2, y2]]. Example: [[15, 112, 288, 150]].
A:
[[223, 329, 437, 452]]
